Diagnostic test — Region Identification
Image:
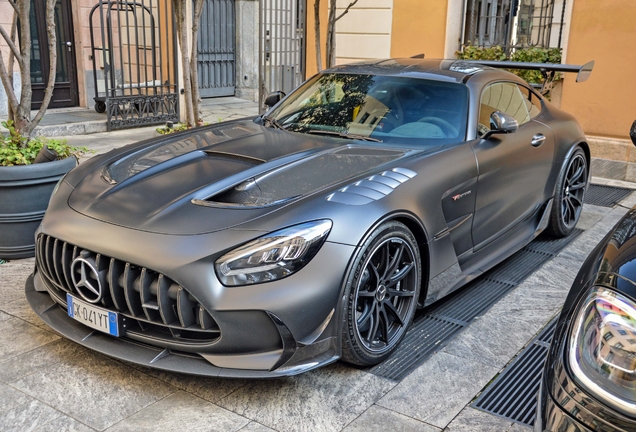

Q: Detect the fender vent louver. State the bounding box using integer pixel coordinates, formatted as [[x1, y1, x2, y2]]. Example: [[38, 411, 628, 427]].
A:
[[204, 150, 265, 166], [326, 167, 417, 205]]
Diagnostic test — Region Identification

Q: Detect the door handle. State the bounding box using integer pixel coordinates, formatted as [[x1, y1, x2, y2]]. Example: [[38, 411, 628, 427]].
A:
[[531, 134, 546, 147], [66, 41, 72, 52]]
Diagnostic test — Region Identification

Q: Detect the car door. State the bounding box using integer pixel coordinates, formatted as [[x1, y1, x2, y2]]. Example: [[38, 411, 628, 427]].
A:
[[470, 82, 554, 248]]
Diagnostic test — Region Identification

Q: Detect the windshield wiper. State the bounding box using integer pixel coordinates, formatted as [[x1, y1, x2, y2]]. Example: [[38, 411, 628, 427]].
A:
[[261, 115, 287, 131], [306, 130, 382, 142]]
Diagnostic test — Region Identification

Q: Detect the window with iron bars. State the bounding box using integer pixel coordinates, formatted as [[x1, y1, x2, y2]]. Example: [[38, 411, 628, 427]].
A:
[[461, 0, 567, 52]]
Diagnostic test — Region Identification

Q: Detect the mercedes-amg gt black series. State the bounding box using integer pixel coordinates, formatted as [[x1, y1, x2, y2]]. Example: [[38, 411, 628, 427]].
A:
[[535, 122, 636, 432], [27, 58, 593, 377]]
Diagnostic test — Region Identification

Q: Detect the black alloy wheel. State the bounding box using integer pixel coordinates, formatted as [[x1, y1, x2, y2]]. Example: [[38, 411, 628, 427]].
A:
[[547, 147, 588, 237], [341, 221, 421, 366]]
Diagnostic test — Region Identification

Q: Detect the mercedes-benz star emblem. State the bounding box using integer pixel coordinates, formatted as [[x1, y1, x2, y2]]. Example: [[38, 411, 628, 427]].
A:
[[71, 256, 103, 304]]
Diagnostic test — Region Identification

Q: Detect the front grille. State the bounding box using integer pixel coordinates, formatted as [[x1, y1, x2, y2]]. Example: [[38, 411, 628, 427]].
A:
[[36, 234, 220, 343]]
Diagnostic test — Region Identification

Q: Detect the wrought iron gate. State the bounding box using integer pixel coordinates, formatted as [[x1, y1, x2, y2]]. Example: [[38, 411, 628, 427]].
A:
[[259, 0, 305, 110], [89, 0, 179, 130], [197, 0, 236, 97]]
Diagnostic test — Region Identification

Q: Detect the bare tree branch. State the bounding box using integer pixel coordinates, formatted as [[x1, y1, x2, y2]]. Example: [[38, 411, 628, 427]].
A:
[[0, 22, 22, 64], [0, 51, 18, 115], [335, 0, 359, 22], [29, 0, 58, 135], [7, 0, 18, 15]]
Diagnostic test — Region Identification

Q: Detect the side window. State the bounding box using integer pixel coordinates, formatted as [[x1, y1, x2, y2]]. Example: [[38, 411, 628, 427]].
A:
[[517, 85, 542, 119], [478, 82, 531, 135]]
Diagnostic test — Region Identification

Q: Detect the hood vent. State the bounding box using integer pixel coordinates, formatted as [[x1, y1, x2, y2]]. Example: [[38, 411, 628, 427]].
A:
[[193, 147, 408, 209], [204, 150, 265, 166]]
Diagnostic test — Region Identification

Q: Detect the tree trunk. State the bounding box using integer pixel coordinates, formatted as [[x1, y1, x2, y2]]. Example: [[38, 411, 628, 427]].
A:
[[0, 0, 58, 139], [174, 0, 195, 127], [326, 0, 336, 68], [14, 0, 32, 135], [7, 13, 17, 122], [314, 0, 322, 72], [190, 0, 205, 125]]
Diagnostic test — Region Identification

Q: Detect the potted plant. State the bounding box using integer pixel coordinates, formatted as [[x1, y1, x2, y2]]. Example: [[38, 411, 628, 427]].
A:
[[0, 121, 89, 259]]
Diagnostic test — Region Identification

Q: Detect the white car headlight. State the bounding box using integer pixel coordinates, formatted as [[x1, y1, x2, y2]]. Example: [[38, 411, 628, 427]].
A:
[[568, 287, 636, 415], [214, 220, 332, 286]]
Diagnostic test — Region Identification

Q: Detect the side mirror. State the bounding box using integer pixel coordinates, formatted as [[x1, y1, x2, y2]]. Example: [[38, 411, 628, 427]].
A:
[[264, 91, 286, 108], [483, 111, 519, 139], [630, 120, 636, 146]]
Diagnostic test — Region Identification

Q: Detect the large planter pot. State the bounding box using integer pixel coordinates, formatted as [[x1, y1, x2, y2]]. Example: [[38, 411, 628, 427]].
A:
[[0, 157, 77, 260]]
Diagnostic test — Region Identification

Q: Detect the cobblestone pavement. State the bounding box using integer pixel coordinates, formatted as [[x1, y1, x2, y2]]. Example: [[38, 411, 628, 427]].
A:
[[1, 106, 634, 430]]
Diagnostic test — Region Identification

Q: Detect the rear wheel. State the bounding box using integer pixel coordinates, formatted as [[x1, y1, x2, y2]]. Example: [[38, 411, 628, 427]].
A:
[[341, 221, 421, 366], [546, 147, 588, 237]]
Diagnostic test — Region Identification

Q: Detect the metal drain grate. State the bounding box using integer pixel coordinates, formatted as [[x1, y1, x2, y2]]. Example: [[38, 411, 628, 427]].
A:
[[366, 230, 581, 381], [585, 184, 633, 207], [472, 318, 558, 426]]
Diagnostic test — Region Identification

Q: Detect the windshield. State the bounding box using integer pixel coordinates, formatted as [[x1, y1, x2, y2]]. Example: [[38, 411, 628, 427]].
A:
[[268, 73, 468, 145]]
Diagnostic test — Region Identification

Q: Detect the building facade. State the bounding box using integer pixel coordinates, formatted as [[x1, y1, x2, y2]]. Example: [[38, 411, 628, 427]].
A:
[[0, 0, 260, 128]]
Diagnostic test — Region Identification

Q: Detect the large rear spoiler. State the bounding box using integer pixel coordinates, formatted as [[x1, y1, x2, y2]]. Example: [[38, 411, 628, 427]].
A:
[[462, 60, 594, 94]]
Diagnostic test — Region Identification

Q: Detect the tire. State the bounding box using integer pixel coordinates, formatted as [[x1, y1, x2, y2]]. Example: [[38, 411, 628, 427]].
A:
[[341, 221, 422, 366], [546, 147, 588, 237]]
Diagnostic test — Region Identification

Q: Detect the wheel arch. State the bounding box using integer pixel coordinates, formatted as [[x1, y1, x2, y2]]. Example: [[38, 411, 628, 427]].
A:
[[578, 140, 591, 179], [357, 211, 431, 307]]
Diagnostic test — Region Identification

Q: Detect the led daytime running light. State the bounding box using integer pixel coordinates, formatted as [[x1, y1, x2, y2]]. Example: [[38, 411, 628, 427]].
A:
[[215, 220, 332, 286]]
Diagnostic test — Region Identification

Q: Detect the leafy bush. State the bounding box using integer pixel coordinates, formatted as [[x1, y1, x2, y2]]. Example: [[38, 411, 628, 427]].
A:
[[455, 46, 563, 84], [156, 121, 212, 135], [156, 122, 192, 135], [0, 120, 91, 166], [455, 45, 507, 61]]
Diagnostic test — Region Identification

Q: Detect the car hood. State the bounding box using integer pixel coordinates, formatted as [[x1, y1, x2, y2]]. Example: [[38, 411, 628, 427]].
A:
[[68, 121, 412, 235]]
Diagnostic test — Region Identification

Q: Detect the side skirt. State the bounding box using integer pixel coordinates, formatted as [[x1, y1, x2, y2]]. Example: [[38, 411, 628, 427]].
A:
[[424, 199, 552, 305]]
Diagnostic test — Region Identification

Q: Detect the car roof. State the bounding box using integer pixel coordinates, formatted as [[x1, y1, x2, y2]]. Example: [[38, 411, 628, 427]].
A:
[[324, 58, 516, 84]]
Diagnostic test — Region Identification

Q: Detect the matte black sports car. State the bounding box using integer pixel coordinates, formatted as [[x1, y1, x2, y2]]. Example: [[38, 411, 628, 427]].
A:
[[535, 122, 636, 431], [27, 58, 593, 377]]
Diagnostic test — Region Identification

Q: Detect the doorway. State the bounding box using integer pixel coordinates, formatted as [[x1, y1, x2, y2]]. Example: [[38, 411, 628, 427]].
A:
[[30, 0, 79, 109], [198, 0, 236, 98]]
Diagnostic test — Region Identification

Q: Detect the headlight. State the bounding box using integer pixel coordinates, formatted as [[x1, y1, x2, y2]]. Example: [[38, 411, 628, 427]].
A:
[[214, 220, 332, 286], [568, 287, 636, 415]]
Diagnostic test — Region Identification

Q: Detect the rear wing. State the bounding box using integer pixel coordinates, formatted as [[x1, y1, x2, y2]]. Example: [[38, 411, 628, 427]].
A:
[[462, 60, 594, 94]]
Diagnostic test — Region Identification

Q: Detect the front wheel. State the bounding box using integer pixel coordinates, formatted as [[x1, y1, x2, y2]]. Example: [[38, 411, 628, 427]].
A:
[[341, 221, 421, 366], [546, 147, 588, 237]]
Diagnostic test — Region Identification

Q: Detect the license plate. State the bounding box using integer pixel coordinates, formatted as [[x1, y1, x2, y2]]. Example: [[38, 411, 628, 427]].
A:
[[67, 294, 120, 337]]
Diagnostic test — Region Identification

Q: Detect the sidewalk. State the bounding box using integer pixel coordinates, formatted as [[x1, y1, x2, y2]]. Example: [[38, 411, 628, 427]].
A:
[[23, 97, 260, 144]]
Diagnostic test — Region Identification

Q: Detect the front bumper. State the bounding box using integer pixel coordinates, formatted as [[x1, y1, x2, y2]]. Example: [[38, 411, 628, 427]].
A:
[[26, 272, 341, 377], [535, 375, 593, 432]]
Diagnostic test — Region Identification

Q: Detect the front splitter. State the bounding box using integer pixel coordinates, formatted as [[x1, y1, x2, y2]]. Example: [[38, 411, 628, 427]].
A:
[[25, 274, 338, 378]]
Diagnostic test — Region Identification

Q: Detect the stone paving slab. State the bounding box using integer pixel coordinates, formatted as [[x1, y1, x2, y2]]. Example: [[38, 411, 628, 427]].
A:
[[377, 352, 499, 429]]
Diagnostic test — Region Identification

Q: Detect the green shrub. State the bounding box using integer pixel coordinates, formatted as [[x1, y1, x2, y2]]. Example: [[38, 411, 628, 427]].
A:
[[455, 46, 563, 84], [0, 120, 91, 166], [155, 122, 192, 135]]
